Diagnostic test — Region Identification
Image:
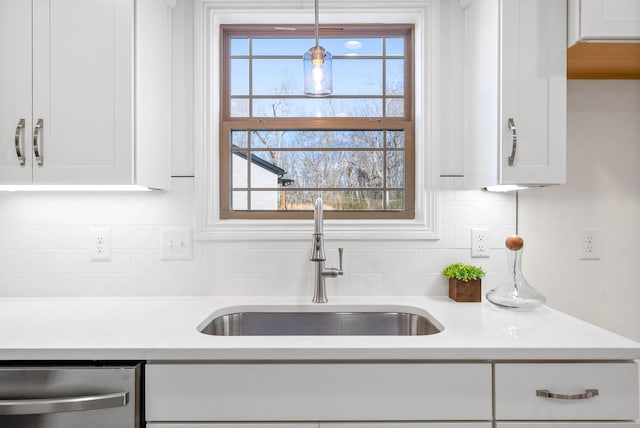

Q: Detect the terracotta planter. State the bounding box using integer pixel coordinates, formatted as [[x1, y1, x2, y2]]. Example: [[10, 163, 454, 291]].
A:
[[448, 278, 481, 302]]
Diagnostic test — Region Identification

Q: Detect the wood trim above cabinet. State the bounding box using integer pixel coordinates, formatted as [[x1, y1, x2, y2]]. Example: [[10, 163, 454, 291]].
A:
[[567, 43, 640, 79]]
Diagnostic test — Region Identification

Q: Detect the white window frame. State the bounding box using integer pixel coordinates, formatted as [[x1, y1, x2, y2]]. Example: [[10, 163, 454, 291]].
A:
[[194, 0, 440, 240]]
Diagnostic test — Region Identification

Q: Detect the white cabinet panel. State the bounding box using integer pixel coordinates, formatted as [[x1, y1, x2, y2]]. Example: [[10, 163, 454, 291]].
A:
[[146, 363, 492, 422], [498, 424, 640, 428], [0, 0, 32, 183], [32, 0, 133, 184], [324, 424, 492, 428], [147, 425, 492, 428], [579, 0, 640, 41], [462, 0, 566, 190], [147, 425, 315, 428], [495, 363, 639, 421]]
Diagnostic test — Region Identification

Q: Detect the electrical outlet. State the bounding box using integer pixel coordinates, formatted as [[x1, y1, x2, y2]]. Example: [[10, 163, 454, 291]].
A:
[[579, 228, 600, 260], [471, 227, 490, 258], [90, 228, 111, 261], [161, 228, 193, 260]]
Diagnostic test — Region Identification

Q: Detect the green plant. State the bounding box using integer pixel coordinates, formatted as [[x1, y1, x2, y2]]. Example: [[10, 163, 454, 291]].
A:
[[442, 262, 486, 282]]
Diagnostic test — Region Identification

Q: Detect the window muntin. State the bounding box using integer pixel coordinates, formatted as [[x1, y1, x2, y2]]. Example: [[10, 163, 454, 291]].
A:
[[220, 24, 414, 219]]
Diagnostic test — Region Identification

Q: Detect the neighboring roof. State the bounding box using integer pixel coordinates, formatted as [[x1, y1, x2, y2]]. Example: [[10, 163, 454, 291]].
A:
[[232, 151, 286, 177]]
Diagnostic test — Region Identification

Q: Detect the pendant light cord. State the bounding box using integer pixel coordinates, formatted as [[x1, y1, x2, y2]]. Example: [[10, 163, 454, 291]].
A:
[[314, 0, 320, 48]]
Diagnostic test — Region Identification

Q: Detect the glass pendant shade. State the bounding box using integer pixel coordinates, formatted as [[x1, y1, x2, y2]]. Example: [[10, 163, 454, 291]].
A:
[[303, 0, 332, 97], [304, 46, 332, 96]]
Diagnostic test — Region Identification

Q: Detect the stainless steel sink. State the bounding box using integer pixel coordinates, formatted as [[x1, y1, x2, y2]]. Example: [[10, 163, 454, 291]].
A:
[[198, 309, 442, 336]]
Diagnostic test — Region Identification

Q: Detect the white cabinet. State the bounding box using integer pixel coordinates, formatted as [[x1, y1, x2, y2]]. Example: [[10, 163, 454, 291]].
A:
[[460, 0, 566, 190], [145, 362, 639, 427], [145, 363, 493, 422], [569, 0, 640, 45], [0, 0, 171, 189]]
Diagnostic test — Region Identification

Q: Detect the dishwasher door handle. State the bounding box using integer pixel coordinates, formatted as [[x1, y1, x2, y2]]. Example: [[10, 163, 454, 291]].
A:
[[0, 391, 129, 415]]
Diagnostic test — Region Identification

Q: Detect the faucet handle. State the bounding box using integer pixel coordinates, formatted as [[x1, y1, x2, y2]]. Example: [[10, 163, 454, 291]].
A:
[[338, 248, 344, 273]]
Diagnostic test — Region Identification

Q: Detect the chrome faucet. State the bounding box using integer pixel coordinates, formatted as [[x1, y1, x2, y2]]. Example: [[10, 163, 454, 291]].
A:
[[309, 198, 343, 303]]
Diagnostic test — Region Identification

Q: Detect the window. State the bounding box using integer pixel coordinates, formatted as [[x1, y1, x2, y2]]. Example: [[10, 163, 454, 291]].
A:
[[195, 1, 438, 240], [220, 25, 415, 220]]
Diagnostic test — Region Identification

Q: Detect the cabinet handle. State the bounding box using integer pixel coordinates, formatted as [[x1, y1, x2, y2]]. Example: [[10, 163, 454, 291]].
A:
[[14, 119, 26, 166], [536, 388, 599, 400], [33, 119, 44, 166], [507, 118, 517, 166]]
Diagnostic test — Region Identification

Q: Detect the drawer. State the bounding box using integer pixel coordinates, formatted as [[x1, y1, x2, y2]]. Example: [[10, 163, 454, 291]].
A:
[[146, 363, 492, 421], [497, 424, 640, 428], [147, 425, 492, 428], [495, 363, 639, 420]]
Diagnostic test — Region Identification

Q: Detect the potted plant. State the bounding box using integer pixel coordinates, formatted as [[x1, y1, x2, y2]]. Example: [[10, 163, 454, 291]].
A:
[[442, 262, 486, 302]]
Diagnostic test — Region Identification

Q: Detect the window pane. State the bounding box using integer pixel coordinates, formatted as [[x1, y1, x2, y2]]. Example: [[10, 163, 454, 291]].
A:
[[386, 59, 404, 95], [385, 37, 404, 56], [230, 38, 249, 56], [252, 98, 383, 118], [230, 99, 249, 117], [322, 38, 383, 56], [231, 130, 248, 148], [252, 37, 314, 56], [249, 130, 384, 150], [230, 59, 249, 95], [386, 190, 405, 210], [386, 151, 405, 187], [386, 98, 405, 117], [231, 152, 249, 187], [251, 191, 280, 210], [252, 59, 302, 95], [387, 130, 405, 148], [333, 59, 382, 95], [232, 191, 248, 210]]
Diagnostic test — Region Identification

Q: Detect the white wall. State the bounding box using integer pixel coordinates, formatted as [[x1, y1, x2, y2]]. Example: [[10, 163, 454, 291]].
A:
[[519, 80, 640, 341], [0, 0, 517, 298]]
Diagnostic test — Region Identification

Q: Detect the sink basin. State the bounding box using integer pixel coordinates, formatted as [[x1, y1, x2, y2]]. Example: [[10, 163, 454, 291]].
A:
[[198, 307, 442, 336]]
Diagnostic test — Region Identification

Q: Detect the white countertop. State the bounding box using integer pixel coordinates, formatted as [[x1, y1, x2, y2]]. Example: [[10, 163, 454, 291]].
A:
[[0, 296, 638, 361]]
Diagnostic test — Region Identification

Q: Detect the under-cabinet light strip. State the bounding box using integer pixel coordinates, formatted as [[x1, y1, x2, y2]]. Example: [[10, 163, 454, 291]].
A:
[[0, 185, 152, 192]]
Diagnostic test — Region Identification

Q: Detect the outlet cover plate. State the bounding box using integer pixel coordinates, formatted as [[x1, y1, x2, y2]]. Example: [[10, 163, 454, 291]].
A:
[[471, 227, 490, 258]]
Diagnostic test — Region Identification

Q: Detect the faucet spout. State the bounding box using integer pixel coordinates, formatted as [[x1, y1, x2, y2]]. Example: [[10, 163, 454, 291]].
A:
[[309, 198, 326, 262], [309, 197, 343, 303], [313, 197, 324, 235]]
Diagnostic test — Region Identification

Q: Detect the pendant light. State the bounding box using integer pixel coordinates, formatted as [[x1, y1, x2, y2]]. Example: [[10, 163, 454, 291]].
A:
[[303, 0, 332, 97]]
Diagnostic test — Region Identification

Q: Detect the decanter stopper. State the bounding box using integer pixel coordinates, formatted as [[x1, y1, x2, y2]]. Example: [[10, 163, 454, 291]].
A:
[[486, 235, 546, 310]]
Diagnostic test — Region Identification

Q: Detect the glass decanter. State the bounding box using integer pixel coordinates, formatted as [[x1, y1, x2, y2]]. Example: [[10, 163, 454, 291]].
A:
[[486, 235, 546, 310]]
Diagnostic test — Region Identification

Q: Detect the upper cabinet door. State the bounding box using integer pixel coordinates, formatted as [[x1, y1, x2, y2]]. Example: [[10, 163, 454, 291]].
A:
[[32, 0, 134, 185], [500, 0, 567, 186], [580, 0, 640, 41], [462, 0, 566, 190], [0, 0, 32, 183]]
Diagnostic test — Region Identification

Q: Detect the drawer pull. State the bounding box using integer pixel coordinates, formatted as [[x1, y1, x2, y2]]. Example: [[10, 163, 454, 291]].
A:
[[536, 388, 599, 400]]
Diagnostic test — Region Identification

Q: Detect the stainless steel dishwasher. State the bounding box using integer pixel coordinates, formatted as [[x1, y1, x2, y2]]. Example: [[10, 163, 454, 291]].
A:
[[0, 363, 141, 428]]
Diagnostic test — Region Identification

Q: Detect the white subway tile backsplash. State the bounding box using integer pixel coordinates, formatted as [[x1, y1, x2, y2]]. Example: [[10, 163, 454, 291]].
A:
[[442, 200, 515, 225], [0, 178, 516, 297]]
